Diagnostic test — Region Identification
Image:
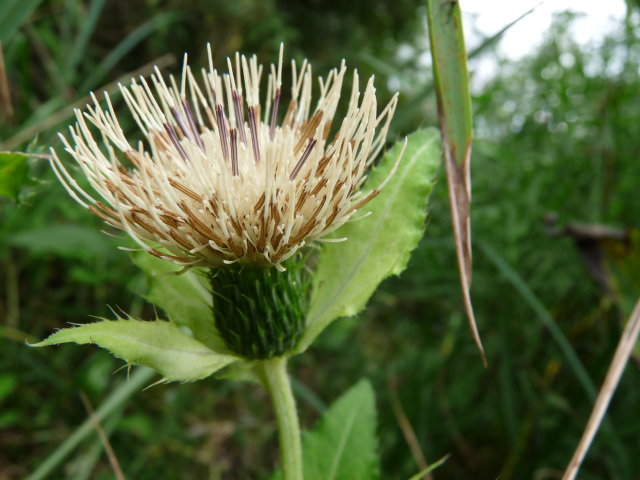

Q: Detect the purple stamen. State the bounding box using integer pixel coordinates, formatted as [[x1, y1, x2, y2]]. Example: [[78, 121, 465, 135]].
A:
[[248, 106, 261, 164], [171, 107, 192, 144], [182, 99, 204, 149], [215, 105, 229, 160], [230, 128, 239, 176], [290, 139, 317, 179], [232, 90, 247, 144], [164, 123, 188, 161]]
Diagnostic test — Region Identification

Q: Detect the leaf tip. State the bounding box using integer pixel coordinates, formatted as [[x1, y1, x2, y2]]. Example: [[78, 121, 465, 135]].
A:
[[26, 330, 61, 348]]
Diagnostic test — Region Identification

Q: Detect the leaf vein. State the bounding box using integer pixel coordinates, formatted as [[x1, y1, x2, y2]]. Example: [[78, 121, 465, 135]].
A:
[[326, 407, 360, 480], [50, 331, 219, 356]]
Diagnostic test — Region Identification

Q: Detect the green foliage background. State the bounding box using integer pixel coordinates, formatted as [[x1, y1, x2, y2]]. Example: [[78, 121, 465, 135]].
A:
[[1, 1, 639, 479]]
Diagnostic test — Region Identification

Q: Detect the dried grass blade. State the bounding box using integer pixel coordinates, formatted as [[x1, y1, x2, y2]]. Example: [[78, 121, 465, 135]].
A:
[[426, 0, 485, 364], [562, 298, 640, 480]]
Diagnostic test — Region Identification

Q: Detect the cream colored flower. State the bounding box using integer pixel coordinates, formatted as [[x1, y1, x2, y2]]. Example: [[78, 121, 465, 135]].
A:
[[51, 45, 400, 268]]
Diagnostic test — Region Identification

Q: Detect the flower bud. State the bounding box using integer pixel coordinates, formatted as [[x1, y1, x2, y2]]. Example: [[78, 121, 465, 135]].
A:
[[210, 258, 308, 359]]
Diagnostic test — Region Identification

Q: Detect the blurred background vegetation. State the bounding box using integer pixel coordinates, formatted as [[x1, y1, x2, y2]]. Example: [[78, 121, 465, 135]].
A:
[[1, 0, 640, 479]]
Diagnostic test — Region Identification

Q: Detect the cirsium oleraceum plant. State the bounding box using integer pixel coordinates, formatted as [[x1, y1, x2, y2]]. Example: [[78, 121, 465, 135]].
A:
[[35, 44, 441, 480]]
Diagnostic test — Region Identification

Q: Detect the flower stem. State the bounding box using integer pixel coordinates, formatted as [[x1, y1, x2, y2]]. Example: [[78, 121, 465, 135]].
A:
[[260, 357, 303, 480]]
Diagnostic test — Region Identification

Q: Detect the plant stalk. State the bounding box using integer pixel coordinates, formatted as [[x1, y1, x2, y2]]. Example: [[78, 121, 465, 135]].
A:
[[260, 357, 303, 480]]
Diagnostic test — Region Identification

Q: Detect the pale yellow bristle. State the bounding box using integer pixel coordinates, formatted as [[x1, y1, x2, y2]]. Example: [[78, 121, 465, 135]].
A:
[[52, 45, 400, 268]]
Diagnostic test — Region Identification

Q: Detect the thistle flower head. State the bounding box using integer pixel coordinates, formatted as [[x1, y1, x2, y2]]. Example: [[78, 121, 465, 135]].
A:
[[51, 45, 400, 269]]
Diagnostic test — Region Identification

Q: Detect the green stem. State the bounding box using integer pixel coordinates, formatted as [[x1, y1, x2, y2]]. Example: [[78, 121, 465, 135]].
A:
[[260, 357, 303, 480]]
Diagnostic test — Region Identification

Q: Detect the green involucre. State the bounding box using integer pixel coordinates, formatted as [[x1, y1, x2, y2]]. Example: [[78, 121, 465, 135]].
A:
[[210, 257, 310, 359]]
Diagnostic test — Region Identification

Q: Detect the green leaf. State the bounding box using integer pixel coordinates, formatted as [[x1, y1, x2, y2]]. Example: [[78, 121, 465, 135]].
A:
[[33, 318, 238, 382], [8, 225, 115, 258], [302, 379, 379, 480], [0, 152, 31, 200], [298, 129, 440, 352], [0, 373, 18, 405], [132, 253, 226, 352]]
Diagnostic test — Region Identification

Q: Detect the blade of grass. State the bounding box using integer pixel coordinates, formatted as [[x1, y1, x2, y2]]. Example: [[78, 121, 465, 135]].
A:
[[0, 325, 38, 343], [497, 311, 517, 443], [388, 375, 431, 480], [0, 0, 46, 44], [1, 54, 175, 150], [478, 241, 629, 471], [394, 1, 546, 131], [478, 242, 596, 397], [0, 42, 13, 121], [27, 367, 155, 480], [24, 22, 70, 99], [79, 392, 125, 480], [70, 413, 122, 480], [468, 1, 546, 59], [79, 12, 185, 92], [291, 377, 326, 413], [426, 0, 485, 364], [66, 0, 107, 78], [406, 454, 450, 480], [562, 298, 640, 480]]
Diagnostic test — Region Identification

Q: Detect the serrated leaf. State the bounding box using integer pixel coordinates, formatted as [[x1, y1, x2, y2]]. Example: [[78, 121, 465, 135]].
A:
[[0, 152, 31, 200], [302, 379, 379, 480], [33, 318, 238, 382], [132, 252, 226, 352], [298, 129, 440, 352]]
